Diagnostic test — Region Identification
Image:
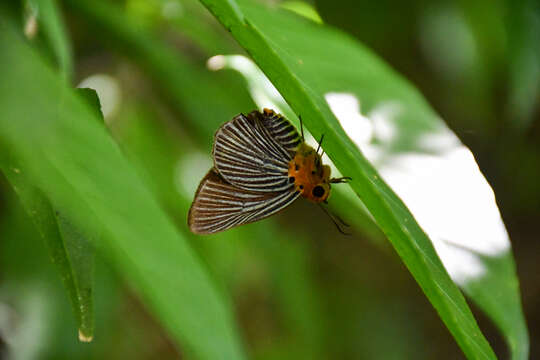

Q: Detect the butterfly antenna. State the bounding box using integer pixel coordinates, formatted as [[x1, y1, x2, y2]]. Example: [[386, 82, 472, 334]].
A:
[[318, 203, 351, 235], [299, 115, 305, 142], [316, 134, 325, 154]]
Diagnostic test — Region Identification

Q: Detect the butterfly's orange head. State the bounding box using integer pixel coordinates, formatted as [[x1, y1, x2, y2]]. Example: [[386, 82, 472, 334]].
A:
[[288, 143, 332, 203]]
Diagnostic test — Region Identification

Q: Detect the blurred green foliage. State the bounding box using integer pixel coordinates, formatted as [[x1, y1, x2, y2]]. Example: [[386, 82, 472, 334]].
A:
[[0, 0, 538, 359]]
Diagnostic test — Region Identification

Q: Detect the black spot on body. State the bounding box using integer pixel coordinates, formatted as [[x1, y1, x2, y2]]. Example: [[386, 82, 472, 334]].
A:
[[289, 176, 295, 183], [312, 186, 325, 198]]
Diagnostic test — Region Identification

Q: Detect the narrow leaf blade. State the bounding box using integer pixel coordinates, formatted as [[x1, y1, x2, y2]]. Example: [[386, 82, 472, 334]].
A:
[[0, 154, 95, 342]]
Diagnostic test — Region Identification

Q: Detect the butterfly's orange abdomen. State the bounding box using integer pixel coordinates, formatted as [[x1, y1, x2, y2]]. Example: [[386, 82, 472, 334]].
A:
[[288, 143, 331, 203]]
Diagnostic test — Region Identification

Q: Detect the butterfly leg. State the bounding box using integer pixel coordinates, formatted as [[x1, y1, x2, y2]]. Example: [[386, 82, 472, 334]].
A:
[[318, 203, 351, 235], [330, 176, 352, 184]]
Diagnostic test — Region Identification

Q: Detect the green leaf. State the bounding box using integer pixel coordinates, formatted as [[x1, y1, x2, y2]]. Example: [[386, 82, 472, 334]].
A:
[[280, 1, 322, 24], [26, 0, 73, 81], [0, 21, 245, 360], [55, 212, 95, 342], [0, 152, 95, 342], [199, 0, 511, 358], [76, 88, 105, 122], [461, 254, 529, 359]]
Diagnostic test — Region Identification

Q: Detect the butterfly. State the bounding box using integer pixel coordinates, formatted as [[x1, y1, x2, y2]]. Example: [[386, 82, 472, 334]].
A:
[[188, 108, 351, 234]]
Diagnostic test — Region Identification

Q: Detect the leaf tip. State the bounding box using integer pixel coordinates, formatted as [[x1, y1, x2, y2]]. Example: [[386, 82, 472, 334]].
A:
[[207, 55, 226, 71], [78, 329, 93, 343]]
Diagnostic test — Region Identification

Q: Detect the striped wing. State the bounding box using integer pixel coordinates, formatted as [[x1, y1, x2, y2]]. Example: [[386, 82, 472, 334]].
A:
[[188, 168, 300, 234], [256, 109, 302, 157], [212, 111, 301, 192]]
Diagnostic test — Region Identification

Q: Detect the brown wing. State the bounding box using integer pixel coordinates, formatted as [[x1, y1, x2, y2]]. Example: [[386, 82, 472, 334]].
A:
[[188, 168, 300, 234]]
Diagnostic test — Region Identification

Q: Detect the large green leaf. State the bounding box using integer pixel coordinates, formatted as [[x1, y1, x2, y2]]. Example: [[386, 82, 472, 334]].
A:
[[199, 0, 509, 358], [0, 21, 245, 360]]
